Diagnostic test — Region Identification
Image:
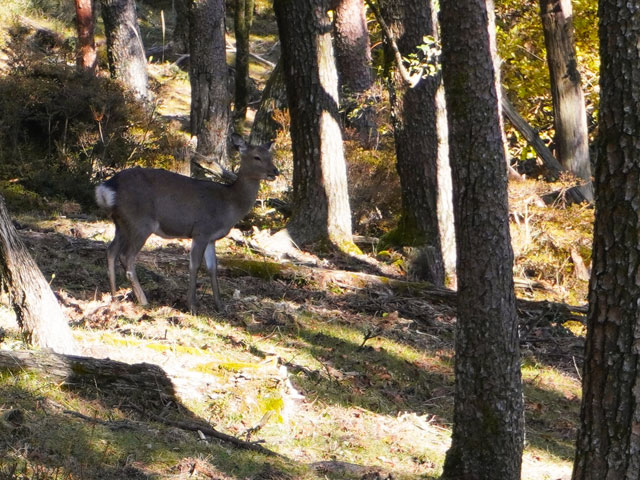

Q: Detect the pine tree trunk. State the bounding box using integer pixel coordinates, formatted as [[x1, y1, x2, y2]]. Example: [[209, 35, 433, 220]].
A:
[[248, 59, 287, 145], [233, 0, 254, 124], [0, 196, 75, 354], [75, 0, 96, 73], [572, 1, 640, 477], [378, 0, 449, 285], [100, 0, 149, 100], [273, 0, 355, 250], [435, 85, 456, 279], [539, 0, 593, 201], [188, 0, 230, 172], [333, 0, 377, 147], [440, 0, 524, 478]]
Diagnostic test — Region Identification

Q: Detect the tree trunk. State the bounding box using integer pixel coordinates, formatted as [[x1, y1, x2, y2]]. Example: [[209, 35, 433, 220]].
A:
[[333, 0, 372, 94], [539, 0, 593, 201], [0, 196, 75, 354], [273, 0, 356, 251], [100, 0, 149, 100], [571, 1, 640, 478], [332, 0, 377, 147], [233, 0, 254, 124], [378, 0, 450, 285], [75, 0, 96, 73], [440, 0, 524, 478], [435, 85, 456, 280], [188, 0, 231, 173], [248, 58, 287, 145], [173, 0, 189, 53]]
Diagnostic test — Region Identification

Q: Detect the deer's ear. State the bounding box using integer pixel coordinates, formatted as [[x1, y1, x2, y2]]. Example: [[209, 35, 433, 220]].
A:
[[230, 133, 248, 152], [262, 141, 274, 151]]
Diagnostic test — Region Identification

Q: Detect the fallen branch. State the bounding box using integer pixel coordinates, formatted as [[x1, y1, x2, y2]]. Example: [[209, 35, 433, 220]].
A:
[[63, 409, 138, 430], [500, 90, 589, 203], [363, 0, 422, 87], [500, 91, 564, 179], [128, 404, 282, 457]]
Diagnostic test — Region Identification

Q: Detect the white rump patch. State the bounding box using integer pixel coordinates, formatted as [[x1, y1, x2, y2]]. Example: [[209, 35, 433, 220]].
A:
[[95, 184, 116, 209]]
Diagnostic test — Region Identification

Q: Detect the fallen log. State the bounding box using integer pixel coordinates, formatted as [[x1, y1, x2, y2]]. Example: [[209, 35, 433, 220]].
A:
[[219, 257, 588, 322], [0, 350, 281, 456], [0, 350, 176, 406], [501, 92, 589, 204]]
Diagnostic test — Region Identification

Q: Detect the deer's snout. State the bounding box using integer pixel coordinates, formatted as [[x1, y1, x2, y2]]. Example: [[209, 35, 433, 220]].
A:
[[266, 167, 280, 181]]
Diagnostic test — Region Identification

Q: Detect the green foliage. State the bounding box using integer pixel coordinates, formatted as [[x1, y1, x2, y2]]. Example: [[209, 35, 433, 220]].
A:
[[404, 35, 441, 79], [495, 0, 599, 155]]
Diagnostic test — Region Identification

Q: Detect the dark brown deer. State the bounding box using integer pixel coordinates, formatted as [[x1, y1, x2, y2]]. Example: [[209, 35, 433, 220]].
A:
[[95, 134, 278, 313]]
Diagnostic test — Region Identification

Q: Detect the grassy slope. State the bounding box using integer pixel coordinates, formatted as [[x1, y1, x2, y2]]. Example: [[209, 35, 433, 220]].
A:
[[0, 1, 588, 479]]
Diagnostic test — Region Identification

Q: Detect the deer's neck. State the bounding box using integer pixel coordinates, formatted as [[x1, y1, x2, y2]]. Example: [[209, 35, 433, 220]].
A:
[[229, 173, 261, 216]]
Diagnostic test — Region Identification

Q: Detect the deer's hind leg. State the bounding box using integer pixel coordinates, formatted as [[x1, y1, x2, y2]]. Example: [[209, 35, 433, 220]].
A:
[[114, 218, 153, 306], [204, 242, 222, 311], [106, 224, 125, 297], [187, 238, 208, 314]]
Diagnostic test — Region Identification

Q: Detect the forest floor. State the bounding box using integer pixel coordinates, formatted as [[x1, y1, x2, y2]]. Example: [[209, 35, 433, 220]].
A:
[[0, 209, 583, 480], [0, 1, 591, 479]]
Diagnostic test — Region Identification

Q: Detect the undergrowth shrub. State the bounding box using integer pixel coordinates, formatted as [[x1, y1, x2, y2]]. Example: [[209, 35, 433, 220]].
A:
[[0, 23, 187, 211], [345, 139, 400, 237]]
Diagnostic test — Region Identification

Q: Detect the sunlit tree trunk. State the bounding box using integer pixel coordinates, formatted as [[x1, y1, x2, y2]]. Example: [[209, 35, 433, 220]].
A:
[[74, 0, 96, 73], [440, 0, 524, 477], [0, 196, 75, 354], [333, 0, 377, 146], [571, 1, 640, 477], [100, 0, 149, 100], [188, 0, 231, 172], [540, 0, 593, 201], [273, 0, 356, 251], [378, 0, 450, 284]]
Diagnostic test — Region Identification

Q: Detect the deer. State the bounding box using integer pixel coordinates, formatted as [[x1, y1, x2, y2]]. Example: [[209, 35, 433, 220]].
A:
[[95, 134, 279, 313]]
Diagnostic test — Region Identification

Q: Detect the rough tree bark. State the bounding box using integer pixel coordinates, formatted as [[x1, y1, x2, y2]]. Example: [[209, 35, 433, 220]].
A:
[[571, 0, 640, 477], [74, 0, 96, 73], [539, 0, 593, 201], [248, 59, 287, 145], [332, 0, 377, 147], [100, 0, 149, 100], [440, 0, 524, 478], [377, 0, 451, 284], [233, 0, 254, 124], [273, 0, 356, 252], [188, 0, 231, 173], [0, 196, 75, 354], [333, 0, 372, 95]]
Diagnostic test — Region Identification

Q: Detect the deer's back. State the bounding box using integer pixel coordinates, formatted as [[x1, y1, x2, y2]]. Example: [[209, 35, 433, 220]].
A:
[[100, 168, 233, 239]]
